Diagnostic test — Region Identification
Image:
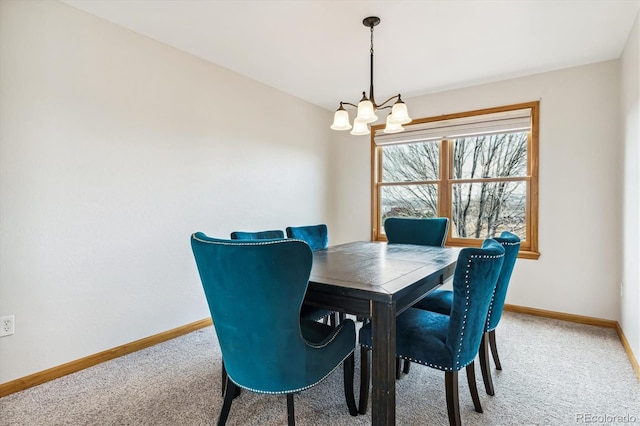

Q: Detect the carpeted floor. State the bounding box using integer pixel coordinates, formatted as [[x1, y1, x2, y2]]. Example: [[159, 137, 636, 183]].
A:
[[1, 312, 638, 425]]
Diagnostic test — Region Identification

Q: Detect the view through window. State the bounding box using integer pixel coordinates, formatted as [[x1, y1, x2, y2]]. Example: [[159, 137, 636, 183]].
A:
[[371, 101, 539, 258]]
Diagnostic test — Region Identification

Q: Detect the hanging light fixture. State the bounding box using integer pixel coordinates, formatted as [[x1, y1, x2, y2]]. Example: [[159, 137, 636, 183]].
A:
[[330, 16, 412, 136]]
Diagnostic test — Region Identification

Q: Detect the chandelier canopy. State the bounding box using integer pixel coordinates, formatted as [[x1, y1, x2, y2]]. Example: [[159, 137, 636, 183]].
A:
[[331, 16, 412, 136]]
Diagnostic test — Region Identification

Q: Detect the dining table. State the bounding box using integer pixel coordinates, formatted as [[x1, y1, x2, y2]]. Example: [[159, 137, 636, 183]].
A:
[[304, 241, 460, 426]]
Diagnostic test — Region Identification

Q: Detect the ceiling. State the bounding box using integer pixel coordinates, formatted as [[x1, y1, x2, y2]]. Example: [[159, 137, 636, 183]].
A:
[[61, 0, 639, 111]]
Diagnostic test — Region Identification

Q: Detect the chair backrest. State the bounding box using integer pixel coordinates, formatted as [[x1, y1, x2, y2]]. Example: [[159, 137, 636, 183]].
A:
[[285, 224, 328, 251], [384, 217, 449, 247], [230, 229, 285, 240], [485, 231, 521, 331], [446, 238, 505, 369], [190, 233, 313, 393]]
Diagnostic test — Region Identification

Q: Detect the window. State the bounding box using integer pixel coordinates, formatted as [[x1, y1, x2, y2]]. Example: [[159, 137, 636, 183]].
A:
[[371, 101, 539, 259]]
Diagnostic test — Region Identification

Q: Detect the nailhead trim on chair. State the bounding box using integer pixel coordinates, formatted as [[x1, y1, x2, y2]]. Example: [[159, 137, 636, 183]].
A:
[[228, 349, 355, 395], [485, 240, 520, 330], [304, 322, 349, 349], [486, 291, 496, 330], [360, 342, 469, 372], [193, 234, 305, 246], [455, 257, 473, 369], [454, 252, 504, 369]]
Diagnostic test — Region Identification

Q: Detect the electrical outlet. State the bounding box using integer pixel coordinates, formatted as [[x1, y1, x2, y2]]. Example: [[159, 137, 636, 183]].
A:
[[0, 315, 15, 337]]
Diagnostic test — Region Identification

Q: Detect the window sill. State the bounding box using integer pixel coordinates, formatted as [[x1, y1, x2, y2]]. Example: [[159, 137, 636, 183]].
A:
[[515, 250, 540, 260]]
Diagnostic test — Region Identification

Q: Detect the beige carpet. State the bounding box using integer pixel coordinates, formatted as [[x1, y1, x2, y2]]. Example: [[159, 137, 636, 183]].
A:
[[1, 312, 638, 425]]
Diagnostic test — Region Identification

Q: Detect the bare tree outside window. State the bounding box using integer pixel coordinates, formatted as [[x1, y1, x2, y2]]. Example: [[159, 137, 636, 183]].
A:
[[380, 132, 528, 241], [451, 132, 527, 239], [380, 141, 439, 228]]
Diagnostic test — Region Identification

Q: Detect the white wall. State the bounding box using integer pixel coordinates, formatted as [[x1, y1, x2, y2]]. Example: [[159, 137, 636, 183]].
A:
[[0, 0, 333, 384], [1, 0, 635, 387], [328, 130, 372, 243], [332, 61, 623, 321], [621, 12, 640, 362]]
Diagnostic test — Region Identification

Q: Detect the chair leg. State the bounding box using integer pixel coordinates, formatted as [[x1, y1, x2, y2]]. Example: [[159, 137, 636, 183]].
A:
[[466, 362, 483, 413], [479, 332, 495, 396], [396, 358, 402, 379], [221, 360, 227, 397], [217, 378, 237, 426], [343, 352, 358, 416], [403, 359, 411, 374], [330, 312, 338, 327], [221, 360, 241, 399], [286, 393, 295, 426], [488, 330, 502, 370], [445, 371, 461, 426], [358, 346, 370, 415]]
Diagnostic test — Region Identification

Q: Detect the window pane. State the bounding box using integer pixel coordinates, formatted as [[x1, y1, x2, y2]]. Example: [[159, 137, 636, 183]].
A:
[[382, 141, 440, 182], [380, 184, 438, 230], [451, 181, 526, 240], [453, 132, 527, 179]]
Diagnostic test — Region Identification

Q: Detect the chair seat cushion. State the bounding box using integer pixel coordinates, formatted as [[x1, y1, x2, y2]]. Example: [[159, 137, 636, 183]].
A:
[[359, 308, 458, 371], [413, 289, 453, 315]]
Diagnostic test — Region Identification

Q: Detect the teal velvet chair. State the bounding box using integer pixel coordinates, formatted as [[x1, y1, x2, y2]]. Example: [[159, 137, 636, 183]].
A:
[[384, 217, 449, 247], [230, 229, 285, 240], [358, 239, 505, 426], [414, 231, 521, 395], [285, 224, 329, 252], [191, 233, 358, 425], [384, 217, 450, 376]]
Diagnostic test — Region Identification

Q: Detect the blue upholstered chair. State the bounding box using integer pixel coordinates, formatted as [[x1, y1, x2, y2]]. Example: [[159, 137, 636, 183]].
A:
[[384, 217, 449, 247], [414, 231, 521, 395], [384, 217, 450, 376], [230, 229, 285, 240], [358, 239, 505, 426], [285, 224, 329, 252], [191, 233, 358, 425]]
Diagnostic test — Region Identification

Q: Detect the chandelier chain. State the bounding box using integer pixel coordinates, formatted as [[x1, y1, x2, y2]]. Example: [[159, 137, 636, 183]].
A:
[[370, 26, 374, 56]]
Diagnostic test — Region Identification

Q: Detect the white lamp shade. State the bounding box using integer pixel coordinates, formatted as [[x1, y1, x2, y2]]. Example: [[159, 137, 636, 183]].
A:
[[383, 115, 404, 133], [350, 119, 371, 136], [389, 102, 412, 125], [330, 109, 352, 130], [356, 99, 378, 124]]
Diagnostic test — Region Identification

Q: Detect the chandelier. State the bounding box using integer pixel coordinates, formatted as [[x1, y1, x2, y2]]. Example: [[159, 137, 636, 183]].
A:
[[330, 16, 412, 136]]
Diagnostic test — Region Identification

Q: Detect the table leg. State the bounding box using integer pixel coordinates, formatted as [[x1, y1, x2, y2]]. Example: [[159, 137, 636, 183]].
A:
[[370, 300, 396, 426]]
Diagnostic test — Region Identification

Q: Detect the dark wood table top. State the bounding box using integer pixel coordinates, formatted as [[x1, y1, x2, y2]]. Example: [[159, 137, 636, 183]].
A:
[[306, 241, 460, 315]]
